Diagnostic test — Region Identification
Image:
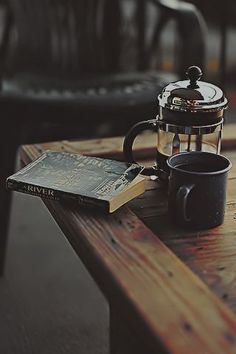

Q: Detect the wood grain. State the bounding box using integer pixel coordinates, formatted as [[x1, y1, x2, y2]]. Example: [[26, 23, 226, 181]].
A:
[[19, 123, 236, 354], [43, 199, 236, 354]]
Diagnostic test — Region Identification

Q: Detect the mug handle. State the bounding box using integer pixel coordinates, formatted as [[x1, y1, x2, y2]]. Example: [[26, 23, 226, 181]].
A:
[[123, 119, 158, 175], [176, 184, 195, 222]]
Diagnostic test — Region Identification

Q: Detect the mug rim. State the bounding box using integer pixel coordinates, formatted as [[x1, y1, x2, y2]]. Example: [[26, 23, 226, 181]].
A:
[[167, 151, 232, 176]]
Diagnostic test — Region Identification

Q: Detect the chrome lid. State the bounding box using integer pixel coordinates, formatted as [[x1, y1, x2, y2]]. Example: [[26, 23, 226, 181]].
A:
[[158, 66, 228, 114]]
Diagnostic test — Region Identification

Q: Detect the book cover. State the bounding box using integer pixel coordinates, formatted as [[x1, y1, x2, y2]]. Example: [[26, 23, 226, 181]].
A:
[[6, 151, 145, 212]]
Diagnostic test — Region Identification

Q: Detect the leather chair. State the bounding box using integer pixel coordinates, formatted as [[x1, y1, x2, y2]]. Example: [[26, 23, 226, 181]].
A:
[[0, 0, 206, 272]]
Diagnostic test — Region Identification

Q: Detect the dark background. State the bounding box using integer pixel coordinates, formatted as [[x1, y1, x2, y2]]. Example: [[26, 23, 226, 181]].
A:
[[1, 1, 236, 354]]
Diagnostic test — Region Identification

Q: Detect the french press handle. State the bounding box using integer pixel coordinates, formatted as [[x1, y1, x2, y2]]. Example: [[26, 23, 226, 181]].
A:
[[123, 118, 158, 176]]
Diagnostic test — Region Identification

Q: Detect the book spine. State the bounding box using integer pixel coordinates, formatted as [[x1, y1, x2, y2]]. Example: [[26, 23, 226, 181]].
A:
[[6, 179, 109, 212]]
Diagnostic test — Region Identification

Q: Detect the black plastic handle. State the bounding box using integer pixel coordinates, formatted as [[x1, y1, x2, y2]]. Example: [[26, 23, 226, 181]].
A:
[[123, 119, 157, 175]]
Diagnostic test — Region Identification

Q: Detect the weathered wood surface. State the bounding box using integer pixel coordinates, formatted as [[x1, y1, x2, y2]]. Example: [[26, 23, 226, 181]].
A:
[[20, 123, 236, 353], [42, 198, 236, 354]]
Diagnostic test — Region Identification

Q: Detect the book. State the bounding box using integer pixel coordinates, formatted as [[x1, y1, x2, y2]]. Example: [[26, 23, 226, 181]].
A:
[[6, 151, 146, 213]]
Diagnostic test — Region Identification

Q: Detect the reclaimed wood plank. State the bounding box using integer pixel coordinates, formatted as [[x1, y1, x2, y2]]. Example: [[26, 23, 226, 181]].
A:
[[19, 130, 236, 314], [42, 199, 236, 354], [141, 186, 236, 310], [223, 123, 236, 150], [19, 124, 236, 353]]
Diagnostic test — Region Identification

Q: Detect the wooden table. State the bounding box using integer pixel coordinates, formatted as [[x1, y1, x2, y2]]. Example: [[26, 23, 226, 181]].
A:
[[20, 124, 236, 354]]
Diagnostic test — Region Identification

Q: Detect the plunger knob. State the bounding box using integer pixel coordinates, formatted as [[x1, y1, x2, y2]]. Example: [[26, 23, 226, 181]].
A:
[[186, 66, 202, 88]]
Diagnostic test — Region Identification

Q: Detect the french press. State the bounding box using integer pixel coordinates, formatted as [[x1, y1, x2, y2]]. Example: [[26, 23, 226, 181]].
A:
[[123, 66, 228, 179]]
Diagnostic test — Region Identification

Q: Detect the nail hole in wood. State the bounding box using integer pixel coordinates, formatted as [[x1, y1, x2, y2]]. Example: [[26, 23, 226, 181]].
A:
[[111, 238, 117, 245], [224, 332, 236, 344], [217, 266, 225, 271], [183, 322, 193, 332], [167, 271, 173, 277]]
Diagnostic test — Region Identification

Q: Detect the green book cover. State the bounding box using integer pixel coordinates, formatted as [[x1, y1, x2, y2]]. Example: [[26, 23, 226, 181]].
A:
[[7, 151, 145, 212]]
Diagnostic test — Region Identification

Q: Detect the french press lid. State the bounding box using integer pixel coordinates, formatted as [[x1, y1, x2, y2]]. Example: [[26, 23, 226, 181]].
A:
[[158, 66, 228, 126]]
